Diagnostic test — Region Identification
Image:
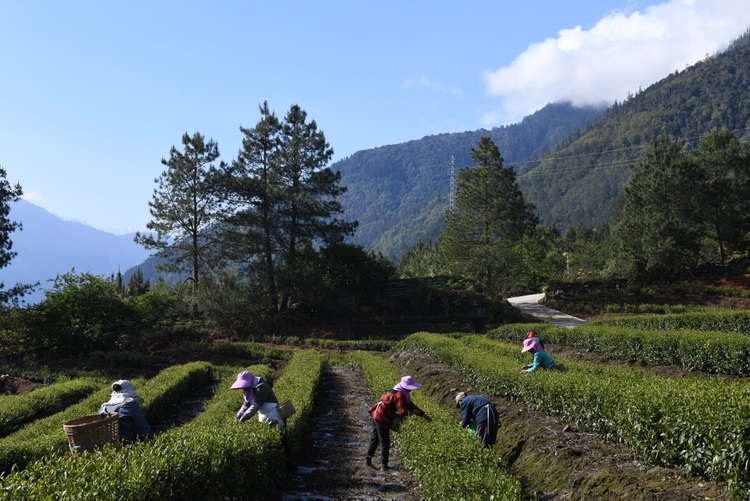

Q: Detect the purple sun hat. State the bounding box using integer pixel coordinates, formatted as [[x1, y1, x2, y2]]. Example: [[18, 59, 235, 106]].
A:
[[397, 375, 422, 390], [230, 371, 260, 389]]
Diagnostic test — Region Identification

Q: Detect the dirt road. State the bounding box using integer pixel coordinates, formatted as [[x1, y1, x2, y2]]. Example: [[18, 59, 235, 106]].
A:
[[278, 364, 421, 500]]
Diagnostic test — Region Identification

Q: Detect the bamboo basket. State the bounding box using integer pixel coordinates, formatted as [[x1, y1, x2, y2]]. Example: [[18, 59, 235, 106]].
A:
[[63, 413, 120, 454], [277, 400, 296, 420]]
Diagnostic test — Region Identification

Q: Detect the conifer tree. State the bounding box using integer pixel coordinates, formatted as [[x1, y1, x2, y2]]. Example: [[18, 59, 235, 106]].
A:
[[274, 104, 356, 310], [217, 103, 356, 312], [614, 133, 704, 278], [0, 166, 29, 304], [690, 128, 750, 264], [135, 132, 222, 293], [214, 101, 283, 312], [440, 136, 537, 295]]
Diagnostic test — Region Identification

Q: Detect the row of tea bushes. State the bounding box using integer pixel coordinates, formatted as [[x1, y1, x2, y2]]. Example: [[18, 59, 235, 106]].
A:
[[0, 351, 322, 500], [0, 378, 100, 437], [400, 333, 750, 495], [491, 322, 750, 375], [594, 309, 750, 333], [185, 340, 294, 361], [0, 361, 212, 475], [347, 351, 523, 501]]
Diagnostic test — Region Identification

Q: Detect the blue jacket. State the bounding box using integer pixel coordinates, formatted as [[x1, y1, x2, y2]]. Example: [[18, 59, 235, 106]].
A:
[[459, 394, 497, 427], [527, 349, 556, 372], [113, 400, 153, 443]]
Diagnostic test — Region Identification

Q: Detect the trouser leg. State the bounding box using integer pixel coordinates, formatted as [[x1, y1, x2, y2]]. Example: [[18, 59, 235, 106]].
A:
[[477, 406, 499, 447], [366, 418, 380, 459]]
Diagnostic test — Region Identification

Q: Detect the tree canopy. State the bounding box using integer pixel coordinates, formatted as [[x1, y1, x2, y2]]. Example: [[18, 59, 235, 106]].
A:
[[440, 136, 538, 295]]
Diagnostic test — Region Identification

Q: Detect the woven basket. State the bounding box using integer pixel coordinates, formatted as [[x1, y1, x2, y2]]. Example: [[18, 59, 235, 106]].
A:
[[277, 399, 296, 420], [63, 413, 120, 454]]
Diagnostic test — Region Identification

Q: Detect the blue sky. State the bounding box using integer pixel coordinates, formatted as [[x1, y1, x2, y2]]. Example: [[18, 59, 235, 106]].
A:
[[2, 0, 750, 234]]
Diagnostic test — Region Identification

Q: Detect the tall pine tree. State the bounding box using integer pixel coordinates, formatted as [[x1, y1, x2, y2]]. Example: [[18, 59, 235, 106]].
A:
[[215, 101, 283, 312], [615, 133, 704, 278], [690, 128, 750, 264], [276, 104, 356, 310], [440, 136, 537, 296], [135, 132, 222, 293], [0, 166, 29, 305]]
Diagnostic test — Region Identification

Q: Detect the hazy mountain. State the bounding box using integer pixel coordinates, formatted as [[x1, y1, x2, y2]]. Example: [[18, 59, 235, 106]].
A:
[[0, 200, 151, 304]]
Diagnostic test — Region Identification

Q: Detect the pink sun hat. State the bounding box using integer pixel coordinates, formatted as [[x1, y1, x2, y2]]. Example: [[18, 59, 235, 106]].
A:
[[230, 371, 261, 389], [397, 375, 422, 390], [522, 338, 540, 353]]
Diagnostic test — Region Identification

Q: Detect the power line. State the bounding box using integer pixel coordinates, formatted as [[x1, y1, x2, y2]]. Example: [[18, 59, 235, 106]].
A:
[[510, 126, 750, 180]]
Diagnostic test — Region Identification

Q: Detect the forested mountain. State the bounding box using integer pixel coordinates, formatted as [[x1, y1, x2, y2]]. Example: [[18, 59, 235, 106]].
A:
[[334, 103, 604, 260], [520, 29, 750, 228]]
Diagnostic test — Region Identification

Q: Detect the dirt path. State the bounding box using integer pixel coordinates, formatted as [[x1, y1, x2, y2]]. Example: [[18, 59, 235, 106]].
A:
[[278, 364, 421, 500]]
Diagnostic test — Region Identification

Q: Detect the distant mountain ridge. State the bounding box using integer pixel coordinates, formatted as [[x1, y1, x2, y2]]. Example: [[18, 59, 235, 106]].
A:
[[0, 200, 150, 304], [333, 28, 750, 257], [333, 102, 605, 259]]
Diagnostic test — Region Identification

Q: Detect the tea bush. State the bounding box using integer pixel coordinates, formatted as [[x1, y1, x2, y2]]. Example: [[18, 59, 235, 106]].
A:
[[0, 362, 212, 475], [400, 333, 750, 495], [489, 322, 750, 375], [0, 378, 99, 437], [0, 351, 323, 499], [348, 351, 523, 500]]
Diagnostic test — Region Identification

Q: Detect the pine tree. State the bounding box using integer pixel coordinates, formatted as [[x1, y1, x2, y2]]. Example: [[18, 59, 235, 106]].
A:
[[440, 136, 538, 295], [0, 166, 29, 305], [690, 128, 750, 263], [215, 101, 283, 312], [135, 132, 222, 293], [216, 103, 356, 312], [275, 104, 356, 310], [615, 133, 704, 278]]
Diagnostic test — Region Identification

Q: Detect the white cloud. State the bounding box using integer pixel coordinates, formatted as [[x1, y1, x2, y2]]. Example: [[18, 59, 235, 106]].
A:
[[404, 75, 464, 97], [21, 192, 43, 203], [482, 0, 750, 125]]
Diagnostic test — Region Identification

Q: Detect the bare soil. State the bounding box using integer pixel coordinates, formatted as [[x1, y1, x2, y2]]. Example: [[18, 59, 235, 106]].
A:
[[0, 374, 43, 395], [276, 364, 421, 501]]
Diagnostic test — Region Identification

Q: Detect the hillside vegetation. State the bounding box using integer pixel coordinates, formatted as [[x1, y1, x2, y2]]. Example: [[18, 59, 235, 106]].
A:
[[521, 29, 750, 228], [334, 29, 750, 258]]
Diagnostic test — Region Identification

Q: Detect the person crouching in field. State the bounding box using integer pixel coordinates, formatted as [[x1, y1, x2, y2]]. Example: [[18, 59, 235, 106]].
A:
[[455, 391, 499, 447], [521, 337, 559, 373], [366, 375, 432, 471], [99, 380, 153, 445], [230, 371, 286, 436]]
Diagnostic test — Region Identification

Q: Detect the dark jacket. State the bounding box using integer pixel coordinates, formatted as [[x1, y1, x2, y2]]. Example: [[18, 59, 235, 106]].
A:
[[459, 394, 497, 427], [110, 400, 153, 443]]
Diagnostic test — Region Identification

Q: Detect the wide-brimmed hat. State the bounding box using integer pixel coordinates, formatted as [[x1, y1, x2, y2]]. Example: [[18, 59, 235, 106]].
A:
[[398, 375, 422, 390], [522, 338, 540, 353], [455, 391, 467, 408], [230, 371, 260, 389]]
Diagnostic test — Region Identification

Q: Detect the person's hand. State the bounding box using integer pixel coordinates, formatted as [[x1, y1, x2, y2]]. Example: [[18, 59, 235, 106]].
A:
[[233, 417, 240, 424]]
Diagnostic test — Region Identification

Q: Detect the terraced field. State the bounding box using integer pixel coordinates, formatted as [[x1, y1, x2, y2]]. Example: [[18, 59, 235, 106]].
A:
[[1, 315, 747, 499]]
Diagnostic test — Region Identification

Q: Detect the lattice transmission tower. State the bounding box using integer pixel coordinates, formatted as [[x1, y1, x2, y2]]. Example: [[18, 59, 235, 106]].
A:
[[449, 155, 456, 211]]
